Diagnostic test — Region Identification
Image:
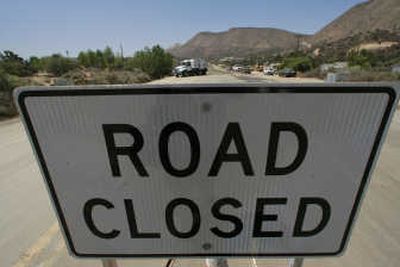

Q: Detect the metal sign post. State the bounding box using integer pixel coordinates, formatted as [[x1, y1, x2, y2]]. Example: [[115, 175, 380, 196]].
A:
[[101, 259, 118, 267], [289, 258, 304, 267]]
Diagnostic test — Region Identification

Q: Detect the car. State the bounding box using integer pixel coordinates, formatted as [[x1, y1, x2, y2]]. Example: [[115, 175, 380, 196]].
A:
[[263, 67, 276, 75], [232, 64, 244, 72], [232, 64, 251, 74], [279, 68, 297, 77]]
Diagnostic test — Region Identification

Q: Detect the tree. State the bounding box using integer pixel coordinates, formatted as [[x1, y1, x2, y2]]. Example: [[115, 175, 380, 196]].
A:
[[347, 49, 377, 69], [0, 50, 34, 76], [103, 46, 115, 69], [43, 54, 77, 76], [282, 53, 316, 72], [127, 45, 173, 79], [28, 56, 42, 73], [95, 50, 104, 68], [0, 71, 12, 92], [0, 71, 25, 115], [77, 47, 117, 69], [78, 51, 90, 67]]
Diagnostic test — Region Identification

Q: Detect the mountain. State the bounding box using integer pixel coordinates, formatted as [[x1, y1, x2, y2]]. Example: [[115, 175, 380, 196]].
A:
[[312, 0, 400, 43], [169, 0, 400, 59], [169, 27, 309, 59]]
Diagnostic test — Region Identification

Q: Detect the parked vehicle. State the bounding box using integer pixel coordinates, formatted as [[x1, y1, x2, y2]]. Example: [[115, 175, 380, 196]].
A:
[[263, 66, 277, 75], [232, 64, 244, 72], [279, 68, 297, 77], [263, 63, 280, 75], [232, 64, 251, 74], [174, 59, 208, 77]]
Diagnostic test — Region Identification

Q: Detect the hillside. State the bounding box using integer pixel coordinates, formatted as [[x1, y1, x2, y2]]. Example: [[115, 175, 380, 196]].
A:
[[312, 0, 400, 43], [169, 27, 309, 59], [169, 0, 400, 59]]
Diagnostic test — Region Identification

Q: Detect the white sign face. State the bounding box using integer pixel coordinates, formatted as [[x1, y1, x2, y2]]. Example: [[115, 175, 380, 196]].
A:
[[16, 85, 398, 258]]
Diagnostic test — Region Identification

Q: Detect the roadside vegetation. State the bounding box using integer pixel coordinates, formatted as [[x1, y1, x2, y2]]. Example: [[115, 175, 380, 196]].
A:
[[219, 29, 400, 81], [302, 30, 400, 81], [0, 44, 173, 83], [0, 45, 173, 116]]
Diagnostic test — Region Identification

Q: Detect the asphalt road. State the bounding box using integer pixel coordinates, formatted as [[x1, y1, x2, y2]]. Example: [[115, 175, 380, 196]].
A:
[[1, 73, 399, 267]]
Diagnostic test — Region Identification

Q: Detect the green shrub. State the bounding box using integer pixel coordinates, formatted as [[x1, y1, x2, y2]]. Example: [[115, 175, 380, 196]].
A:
[[299, 68, 325, 79], [346, 70, 400, 81], [78, 46, 117, 69], [104, 70, 150, 84], [0, 50, 35, 77], [0, 72, 11, 91], [0, 72, 29, 116], [28, 56, 42, 73], [281, 53, 316, 72], [126, 45, 173, 79], [53, 77, 74, 86], [347, 49, 377, 69], [62, 68, 150, 85], [42, 54, 78, 76]]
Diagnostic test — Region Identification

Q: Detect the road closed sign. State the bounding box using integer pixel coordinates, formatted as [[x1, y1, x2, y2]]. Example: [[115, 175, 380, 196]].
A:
[[16, 84, 398, 258]]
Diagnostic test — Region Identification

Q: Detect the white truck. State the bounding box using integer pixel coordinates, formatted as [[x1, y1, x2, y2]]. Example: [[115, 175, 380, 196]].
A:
[[174, 58, 208, 77]]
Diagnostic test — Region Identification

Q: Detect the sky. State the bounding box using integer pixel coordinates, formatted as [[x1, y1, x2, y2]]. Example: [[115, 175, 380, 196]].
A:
[[0, 0, 365, 58]]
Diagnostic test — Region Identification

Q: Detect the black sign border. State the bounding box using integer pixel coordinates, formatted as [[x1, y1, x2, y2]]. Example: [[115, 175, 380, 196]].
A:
[[17, 85, 396, 258]]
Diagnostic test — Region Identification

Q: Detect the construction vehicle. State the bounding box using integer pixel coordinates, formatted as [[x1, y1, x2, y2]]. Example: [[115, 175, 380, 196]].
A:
[[174, 59, 208, 77]]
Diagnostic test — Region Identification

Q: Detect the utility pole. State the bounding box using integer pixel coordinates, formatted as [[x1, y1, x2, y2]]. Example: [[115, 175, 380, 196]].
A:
[[120, 43, 124, 59]]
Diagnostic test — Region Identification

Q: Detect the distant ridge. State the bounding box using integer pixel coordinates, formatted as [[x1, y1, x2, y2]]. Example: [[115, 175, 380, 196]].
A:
[[169, 27, 309, 59], [168, 0, 400, 59], [312, 0, 400, 43]]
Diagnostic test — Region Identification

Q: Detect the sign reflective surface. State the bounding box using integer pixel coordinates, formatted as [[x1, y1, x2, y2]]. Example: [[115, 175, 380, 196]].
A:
[[16, 84, 398, 257]]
